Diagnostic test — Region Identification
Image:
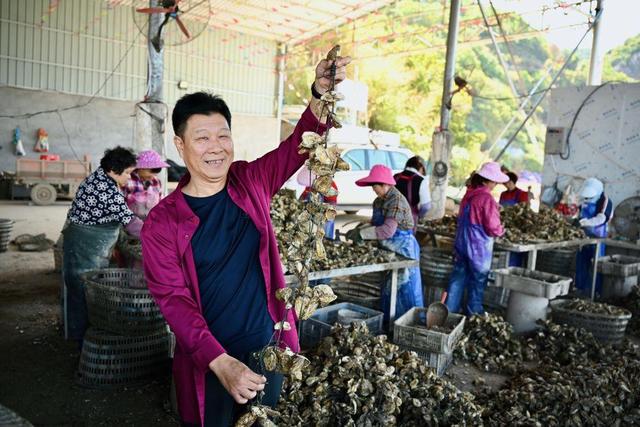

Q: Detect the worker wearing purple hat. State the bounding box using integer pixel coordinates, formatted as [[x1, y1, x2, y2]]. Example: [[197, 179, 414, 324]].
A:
[[346, 164, 423, 323], [122, 149, 170, 219], [446, 162, 508, 315]]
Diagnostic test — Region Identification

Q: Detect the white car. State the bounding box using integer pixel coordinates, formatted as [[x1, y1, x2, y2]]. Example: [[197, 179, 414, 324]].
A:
[[284, 131, 413, 213]]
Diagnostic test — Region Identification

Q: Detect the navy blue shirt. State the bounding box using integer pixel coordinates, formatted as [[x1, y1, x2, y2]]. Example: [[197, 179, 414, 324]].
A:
[[184, 188, 273, 356]]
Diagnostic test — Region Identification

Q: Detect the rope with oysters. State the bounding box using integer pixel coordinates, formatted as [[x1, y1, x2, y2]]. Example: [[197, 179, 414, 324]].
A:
[[235, 46, 350, 427]]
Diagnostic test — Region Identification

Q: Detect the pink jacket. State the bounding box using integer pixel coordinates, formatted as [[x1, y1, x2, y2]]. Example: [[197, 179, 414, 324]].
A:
[[141, 106, 325, 425], [459, 185, 504, 237]]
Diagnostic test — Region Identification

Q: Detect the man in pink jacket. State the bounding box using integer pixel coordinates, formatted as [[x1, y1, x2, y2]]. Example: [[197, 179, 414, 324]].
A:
[[141, 54, 350, 426]]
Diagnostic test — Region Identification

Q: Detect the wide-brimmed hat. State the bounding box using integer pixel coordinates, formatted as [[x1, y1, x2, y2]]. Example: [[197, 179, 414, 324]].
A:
[[136, 150, 169, 169], [477, 162, 509, 183], [356, 164, 396, 187]]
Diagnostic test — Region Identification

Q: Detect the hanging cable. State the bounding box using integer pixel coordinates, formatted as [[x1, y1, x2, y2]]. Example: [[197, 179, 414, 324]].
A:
[[493, 5, 602, 161], [0, 32, 143, 119]]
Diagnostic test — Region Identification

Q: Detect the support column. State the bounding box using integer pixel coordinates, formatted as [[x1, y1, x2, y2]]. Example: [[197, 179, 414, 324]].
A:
[[588, 0, 605, 85], [136, 0, 166, 191], [429, 0, 461, 220]]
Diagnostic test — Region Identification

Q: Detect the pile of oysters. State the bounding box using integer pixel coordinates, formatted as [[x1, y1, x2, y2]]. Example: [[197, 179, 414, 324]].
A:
[[476, 319, 640, 425], [500, 204, 586, 244], [420, 204, 586, 244], [271, 191, 394, 272], [276, 323, 483, 426], [561, 298, 630, 316], [454, 313, 531, 374]]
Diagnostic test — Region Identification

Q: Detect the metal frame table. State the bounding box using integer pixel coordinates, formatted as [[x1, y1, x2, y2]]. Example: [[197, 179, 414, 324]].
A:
[[416, 225, 602, 300], [284, 258, 419, 330]]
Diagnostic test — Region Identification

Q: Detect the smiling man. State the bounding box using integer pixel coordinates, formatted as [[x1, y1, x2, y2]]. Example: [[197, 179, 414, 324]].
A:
[[141, 53, 350, 427]]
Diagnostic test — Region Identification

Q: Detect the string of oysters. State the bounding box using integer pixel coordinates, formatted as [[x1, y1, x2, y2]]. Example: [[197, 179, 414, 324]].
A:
[[235, 46, 350, 427]]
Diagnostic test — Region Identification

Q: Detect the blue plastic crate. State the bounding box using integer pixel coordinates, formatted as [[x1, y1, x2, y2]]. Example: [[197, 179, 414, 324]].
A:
[[300, 302, 384, 349]]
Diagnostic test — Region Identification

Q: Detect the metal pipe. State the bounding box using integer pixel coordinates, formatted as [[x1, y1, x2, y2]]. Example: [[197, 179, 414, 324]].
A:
[[276, 43, 286, 134], [483, 68, 550, 159], [146, 0, 164, 102], [439, 0, 462, 131], [477, 0, 537, 146], [494, 8, 602, 161], [588, 0, 604, 85]]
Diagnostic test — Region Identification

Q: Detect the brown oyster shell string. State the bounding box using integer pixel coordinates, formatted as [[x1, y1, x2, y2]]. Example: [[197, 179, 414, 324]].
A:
[[236, 46, 347, 425]]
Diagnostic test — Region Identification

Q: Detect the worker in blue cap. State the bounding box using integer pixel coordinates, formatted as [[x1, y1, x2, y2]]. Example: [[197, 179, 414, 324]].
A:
[[575, 177, 613, 295]]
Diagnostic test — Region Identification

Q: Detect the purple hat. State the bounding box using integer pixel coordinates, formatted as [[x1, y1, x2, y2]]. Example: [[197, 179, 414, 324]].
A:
[[477, 162, 509, 183], [356, 164, 396, 187], [136, 150, 169, 169]]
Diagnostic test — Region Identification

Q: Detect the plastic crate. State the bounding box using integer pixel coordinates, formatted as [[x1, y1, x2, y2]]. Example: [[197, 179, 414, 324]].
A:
[[82, 268, 167, 335], [550, 299, 632, 345], [76, 327, 171, 388], [399, 345, 453, 376], [300, 302, 383, 349], [493, 267, 572, 299], [597, 255, 640, 277], [394, 308, 465, 354], [332, 279, 381, 310]]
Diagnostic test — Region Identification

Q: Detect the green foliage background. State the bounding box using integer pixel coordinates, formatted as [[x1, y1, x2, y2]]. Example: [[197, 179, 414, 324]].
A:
[[284, 1, 636, 185]]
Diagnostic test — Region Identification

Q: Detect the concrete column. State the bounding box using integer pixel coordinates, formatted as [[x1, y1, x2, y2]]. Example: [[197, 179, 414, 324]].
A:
[[588, 0, 605, 86], [439, 0, 462, 131]]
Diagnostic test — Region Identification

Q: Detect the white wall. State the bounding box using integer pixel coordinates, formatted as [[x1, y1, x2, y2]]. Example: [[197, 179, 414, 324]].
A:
[[542, 83, 640, 209]]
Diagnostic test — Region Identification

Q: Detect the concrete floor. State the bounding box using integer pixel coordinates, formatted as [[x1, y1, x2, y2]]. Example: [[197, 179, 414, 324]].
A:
[[0, 200, 70, 241]]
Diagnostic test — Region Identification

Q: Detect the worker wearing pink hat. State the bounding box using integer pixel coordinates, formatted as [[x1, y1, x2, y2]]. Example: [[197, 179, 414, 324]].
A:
[[445, 162, 508, 315], [122, 149, 170, 219], [347, 164, 423, 323]]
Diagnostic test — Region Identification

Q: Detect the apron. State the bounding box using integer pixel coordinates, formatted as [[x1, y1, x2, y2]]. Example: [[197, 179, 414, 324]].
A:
[[454, 194, 494, 274], [374, 207, 424, 323], [575, 201, 607, 294], [62, 222, 120, 340]]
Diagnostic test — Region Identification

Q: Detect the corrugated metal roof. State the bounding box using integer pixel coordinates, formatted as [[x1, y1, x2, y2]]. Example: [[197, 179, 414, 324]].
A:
[[113, 0, 394, 44]]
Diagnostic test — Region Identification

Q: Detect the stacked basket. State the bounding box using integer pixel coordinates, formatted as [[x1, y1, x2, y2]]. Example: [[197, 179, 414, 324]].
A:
[[78, 268, 170, 387], [0, 218, 14, 252], [550, 299, 632, 345]]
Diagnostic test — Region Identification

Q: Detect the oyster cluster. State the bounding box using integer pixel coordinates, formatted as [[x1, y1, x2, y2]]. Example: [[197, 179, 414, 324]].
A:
[[454, 314, 531, 374], [477, 320, 640, 425], [420, 204, 586, 244], [261, 346, 310, 381], [235, 405, 279, 427], [561, 298, 630, 316], [419, 215, 457, 235], [501, 204, 586, 244], [271, 191, 394, 272], [275, 285, 337, 320], [277, 323, 483, 426], [238, 46, 345, 426]]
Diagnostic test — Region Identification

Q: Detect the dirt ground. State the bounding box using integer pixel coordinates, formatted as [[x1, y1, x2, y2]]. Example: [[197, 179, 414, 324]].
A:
[[0, 200, 501, 426], [0, 201, 178, 426]]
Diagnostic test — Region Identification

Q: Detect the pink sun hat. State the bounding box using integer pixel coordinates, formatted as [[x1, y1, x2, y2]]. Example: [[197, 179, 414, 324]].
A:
[[136, 150, 169, 169], [477, 162, 509, 183], [356, 164, 396, 187]]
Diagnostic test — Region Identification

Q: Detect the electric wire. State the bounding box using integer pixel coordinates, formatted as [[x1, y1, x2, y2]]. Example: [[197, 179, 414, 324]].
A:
[[493, 5, 602, 161]]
